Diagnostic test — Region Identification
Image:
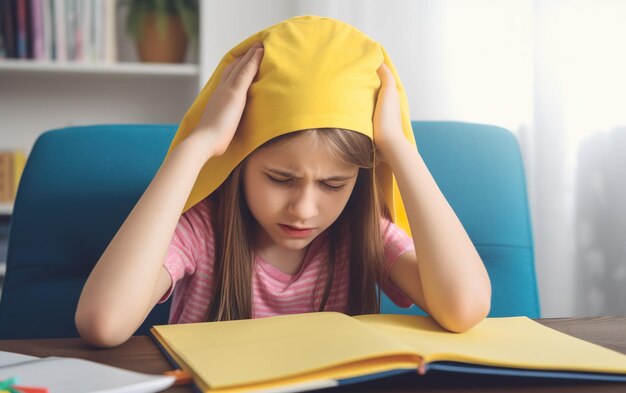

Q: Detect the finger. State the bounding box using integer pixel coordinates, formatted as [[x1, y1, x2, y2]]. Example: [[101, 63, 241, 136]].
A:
[[221, 56, 242, 83], [232, 46, 264, 89], [221, 43, 262, 83], [226, 43, 264, 86], [377, 63, 396, 86]]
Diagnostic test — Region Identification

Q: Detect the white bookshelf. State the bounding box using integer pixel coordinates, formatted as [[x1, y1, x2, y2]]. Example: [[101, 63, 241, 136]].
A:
[[0, 59, 199, 76], [0, 0, 207, 154]]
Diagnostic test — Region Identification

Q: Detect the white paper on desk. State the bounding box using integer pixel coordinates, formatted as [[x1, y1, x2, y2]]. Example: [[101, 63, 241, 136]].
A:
[[0, 350, 38, 367], [0, 351, 175, 393]]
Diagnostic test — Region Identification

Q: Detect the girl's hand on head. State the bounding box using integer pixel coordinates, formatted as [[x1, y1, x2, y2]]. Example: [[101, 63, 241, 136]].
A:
[[373, 63, 405, 156], [190, 42, 265, 158]]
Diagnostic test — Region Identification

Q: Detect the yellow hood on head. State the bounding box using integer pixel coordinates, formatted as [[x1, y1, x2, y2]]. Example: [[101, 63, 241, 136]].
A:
[[166, 15, 415, 236]]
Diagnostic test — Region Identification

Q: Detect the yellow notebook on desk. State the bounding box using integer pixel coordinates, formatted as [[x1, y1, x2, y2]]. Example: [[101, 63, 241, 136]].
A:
[[150, 312, 626, 393]]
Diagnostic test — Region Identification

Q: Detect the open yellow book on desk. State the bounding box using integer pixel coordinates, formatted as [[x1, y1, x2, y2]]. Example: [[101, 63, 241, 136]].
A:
[[150, 312, 626, 393]]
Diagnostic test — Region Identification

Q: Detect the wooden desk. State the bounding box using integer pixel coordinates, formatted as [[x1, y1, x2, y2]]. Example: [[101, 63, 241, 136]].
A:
[[1, 316, 625, 392]]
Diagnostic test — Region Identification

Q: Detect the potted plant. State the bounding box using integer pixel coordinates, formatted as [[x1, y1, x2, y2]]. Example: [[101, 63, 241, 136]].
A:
[[121, 0, 199, 63]]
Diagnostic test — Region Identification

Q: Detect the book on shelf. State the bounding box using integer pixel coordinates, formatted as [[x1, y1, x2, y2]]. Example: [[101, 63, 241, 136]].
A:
[[151, 311, 626, 393], [0, 150, 26, 203], [0, 0, 117, 63]]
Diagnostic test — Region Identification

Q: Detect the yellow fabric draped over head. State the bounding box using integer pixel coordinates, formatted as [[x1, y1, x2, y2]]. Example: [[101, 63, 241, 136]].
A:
[[165, 15, 416, 237]]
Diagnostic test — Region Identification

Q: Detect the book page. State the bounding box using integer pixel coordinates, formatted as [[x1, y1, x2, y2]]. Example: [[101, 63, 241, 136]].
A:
[[151, 311, 421, 390], [354, 314, 626, 374]]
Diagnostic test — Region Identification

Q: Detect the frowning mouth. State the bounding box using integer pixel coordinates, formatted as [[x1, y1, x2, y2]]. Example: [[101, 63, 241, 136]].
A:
[[278, 224, 315, 237]]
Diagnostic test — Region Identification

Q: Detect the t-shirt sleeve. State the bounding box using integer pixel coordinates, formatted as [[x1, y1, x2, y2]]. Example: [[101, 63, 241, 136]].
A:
[[379, 217, 416, 308], [157, 201, 211, 303]]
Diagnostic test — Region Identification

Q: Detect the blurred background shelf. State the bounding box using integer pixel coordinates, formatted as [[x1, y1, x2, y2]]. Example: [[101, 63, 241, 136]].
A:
[[0, 0, 208, 159], [0, 59, 200, 76]]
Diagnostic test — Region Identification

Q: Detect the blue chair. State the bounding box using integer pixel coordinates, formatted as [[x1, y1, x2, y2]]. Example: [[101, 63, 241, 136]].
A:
[[0, 121, 539, 339], [381, 121, 540, 318], [0, 124, 176, 339]]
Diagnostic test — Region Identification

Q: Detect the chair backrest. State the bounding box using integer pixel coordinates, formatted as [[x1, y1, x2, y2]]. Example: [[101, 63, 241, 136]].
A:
[[0, 124, 177, 339], [0, 121, 540, 339], [380, 121, 540, 318]]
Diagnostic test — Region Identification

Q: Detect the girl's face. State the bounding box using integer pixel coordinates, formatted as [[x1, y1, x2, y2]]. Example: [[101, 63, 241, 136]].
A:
[[243, 133, 359, 253]]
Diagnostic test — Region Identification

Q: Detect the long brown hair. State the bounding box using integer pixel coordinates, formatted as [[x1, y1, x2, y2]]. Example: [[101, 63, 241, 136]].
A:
[[204, 128, 391, 321]]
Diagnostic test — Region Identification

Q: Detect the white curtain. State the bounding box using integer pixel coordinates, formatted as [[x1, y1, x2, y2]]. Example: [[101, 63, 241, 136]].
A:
[[524, 0, 626, 316], [203, 0, 626, 316], [539, 1, 626, 316]]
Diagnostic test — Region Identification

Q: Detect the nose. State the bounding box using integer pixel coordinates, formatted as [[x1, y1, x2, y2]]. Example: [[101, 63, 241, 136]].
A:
[[287, 185, 318, 222]]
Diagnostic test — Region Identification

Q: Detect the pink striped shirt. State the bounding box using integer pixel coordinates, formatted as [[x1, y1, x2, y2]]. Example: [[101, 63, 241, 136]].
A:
[[159, 198, 415, 324]]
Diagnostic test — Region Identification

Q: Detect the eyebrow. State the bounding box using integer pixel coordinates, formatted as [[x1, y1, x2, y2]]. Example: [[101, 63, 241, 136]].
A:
[[265, 168, 357, 182]]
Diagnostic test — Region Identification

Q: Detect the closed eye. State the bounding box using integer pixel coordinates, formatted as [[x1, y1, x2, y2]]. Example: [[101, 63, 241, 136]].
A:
[[319, 182, 345, 192], [267, 175, 293, 185], [266, 175, 345, 192]]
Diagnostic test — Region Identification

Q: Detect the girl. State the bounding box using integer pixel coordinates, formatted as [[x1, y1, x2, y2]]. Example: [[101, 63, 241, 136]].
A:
[[75, 16, 491, 348]]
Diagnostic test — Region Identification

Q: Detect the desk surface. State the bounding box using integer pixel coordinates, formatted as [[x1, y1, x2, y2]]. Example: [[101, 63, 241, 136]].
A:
[[1, 316, 626, 393]]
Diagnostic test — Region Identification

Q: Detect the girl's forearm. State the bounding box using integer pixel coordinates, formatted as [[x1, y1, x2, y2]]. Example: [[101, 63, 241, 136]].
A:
[[380, 141, 491, 331], [75, 133, 212, 346]]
